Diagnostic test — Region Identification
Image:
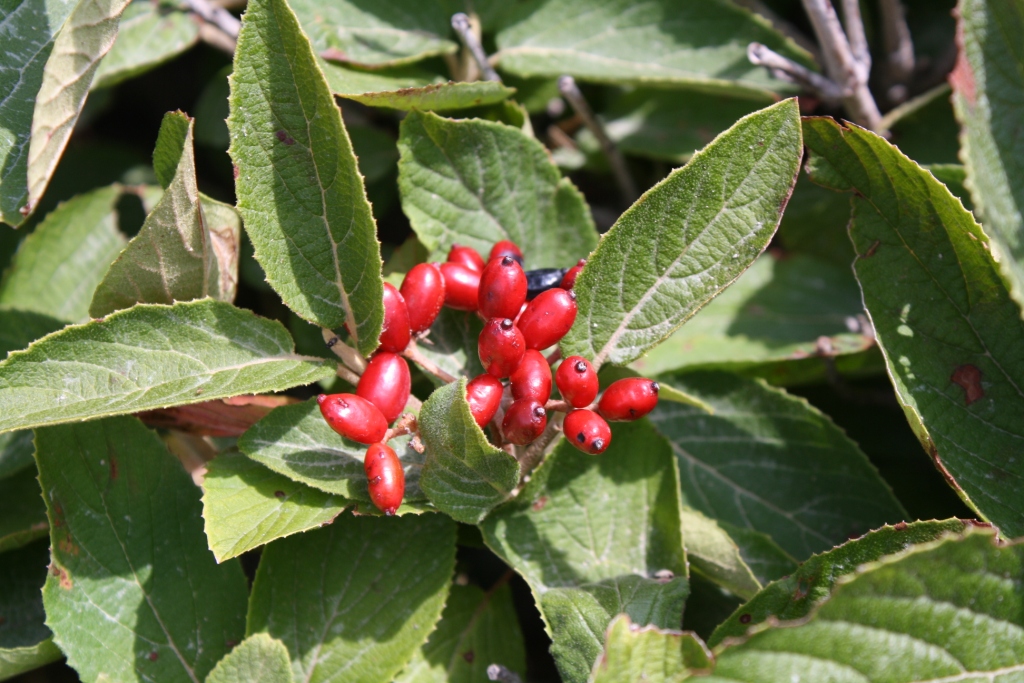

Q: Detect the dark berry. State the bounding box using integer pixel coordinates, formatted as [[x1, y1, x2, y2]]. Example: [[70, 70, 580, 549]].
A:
[[466, 374, 504, 428], [489, 240, 524, 266], [478, 318, 526, 378], [563, 409, 611, 454], [502, 400, 547, 445], [356, 352, 411, 423], [479, 255, 528, 320], [379, 283, 411, 353], [598, 378, 660, 422], [318, 393, 388, 444], [510, 349, 552, 403], [517, 288, 577, 350], [525, 268, 569, 300], [447, 244, 485, 273], [400, 263, 446, 333], [364, 442, 404, 515], [439, 262, 481, 311], [561, 259, 586, 290], [555, 355, 598, 408]]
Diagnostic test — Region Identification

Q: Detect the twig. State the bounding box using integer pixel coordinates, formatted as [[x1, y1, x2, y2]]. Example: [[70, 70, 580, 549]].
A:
[[335, 364, 361, 387], [733, 0, 821, 62], [487, 664, 523, 683], [558, 75, 638, 203], [747, 43, 844, 103], [384, 413, 419, 441], [840, 0, 870, 82], [321, 328, 367, 374], [879, 0, 915, 103], [183, 0, 239, 38], [545, 348, 562, 366], [544, 399, 570, 412], [451, 13, 501, 82], [403, 343, 458, 384], [197, 23, 236, 55], [518, 414, 562, 482]]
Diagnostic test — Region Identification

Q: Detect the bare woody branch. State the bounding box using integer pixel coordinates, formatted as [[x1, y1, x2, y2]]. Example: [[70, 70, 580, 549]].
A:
[[451, 13, 501, 82], [183, 0, 240, 38], [747, 42, 844, 103], [879, 0, 915, 103]]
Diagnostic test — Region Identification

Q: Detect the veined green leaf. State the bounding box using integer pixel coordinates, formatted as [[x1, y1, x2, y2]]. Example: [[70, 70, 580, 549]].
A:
[[320, 61, 443, 97], [342, 81, 515, 111], [648, 371, 906, 561], [0, 308, 65, 360], [881, 84, 960, 166], [417, 379, 520, 524], [412, 309, 485, 387], [229, 0, 384, 355], [247, 513, 456, 683], [37, 416, 249, 683], [206, 634, 293, 683], [803, 117, 1024, 537], [92, 1, 200, 89], [200, 451, 349, 562], [0, 541, 62, 680], [0, 466, 47, 553], [561, 100, 802, 368], [0, 299, 334, 434], [397, 110, 598, 268], [589, 615, 711, 683], [680, 507, 760, 601], [0, 430, 35, 480], [718, 522, 797, 586], [480, 420, 688, 683]]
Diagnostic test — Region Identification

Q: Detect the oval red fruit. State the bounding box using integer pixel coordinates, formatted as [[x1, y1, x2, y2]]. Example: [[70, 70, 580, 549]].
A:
[[448, 244, 485, 273], [379, 283, 411, 353], [364, 442, 405, 515], [466, 374, 504, 427], [598, 378, 660, 422], [489, 240, 524, 266], [563, 409, 611, 454], [510, 349, 552, 403], [356, 352, 411, 423], [478, 318, 526, 378], [555, 355, 598, 408], [439, 262, 481, 311], [479, 255, 527, 319], [502, 400, 547, 445], [318, 393, 388, 444], [517, 288, 578, 350], [561, 259, 586, 290], [400, 263, 446, 333]]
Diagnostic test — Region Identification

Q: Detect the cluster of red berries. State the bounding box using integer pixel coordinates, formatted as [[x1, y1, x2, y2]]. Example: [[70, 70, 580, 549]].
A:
[[317, 240, 659, 515]]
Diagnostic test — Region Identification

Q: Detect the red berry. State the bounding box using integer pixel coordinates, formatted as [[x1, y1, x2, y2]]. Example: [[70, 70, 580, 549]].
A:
[[478, 318, 526, 378], [502, 400, 547, 445], [563, 409, 611, 454], [318, 393, 388, 444], [510, 349, 552, 403], [448, 244, 485, 273], [364, 442, 404, 515], [478, 255, 527, 320], [356, 352, 411, 423], [379, 283, 411, 353], [466, 374, 503, 427], [439, 262, 480, 311], [555, 355, 598, 408], [400, 263, 446, 333], [489, 240, 524, 266], [598, 378, 660, 422], [517, 288, 577, 350], [561, 259, 586, 290]]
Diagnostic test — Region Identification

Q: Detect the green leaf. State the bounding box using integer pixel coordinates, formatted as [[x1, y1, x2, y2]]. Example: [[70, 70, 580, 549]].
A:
[[0, 309, 64, 360], [776, 172, 854, 268], [395, 582, 526, 683], [341, 81, 516, 111], [92, 1, 200, 89], [206, 634, 293, 683], [200, 451, 349, 562], [412, 309, 485, 386], [561, 100, 802, 368], [0, 466, 47, 553], [680, 507, 760, 601], [417, 379, 520, 524], [0, 299, 334, 434], [718, 522, 797, 586], [24, 0, 133, 218], [709, 519, 971, 647], [91, 113, 230, 316], [320, 61, 443, 97], [648, 371, 906, 561], [228, 0, 384, 355], [881, 84, 960, 166], [0, 430, 35, 480], [630, 254, 872, 379], [0, 541, 62, 680], [494, 0, 812, 96], [803, 117, 1024, 537], [692, 529, 1022, 682], [247, 513, 456, 683], [952, 0, 1024, 309], [0, 185, 126, 322], [201, 195, 243, 303], [589, 614, 711, 683], [480, 420, 688, 683], [37, 416, 249, 683], [238, 398, 427, 504], [397, 110, 598, 268]]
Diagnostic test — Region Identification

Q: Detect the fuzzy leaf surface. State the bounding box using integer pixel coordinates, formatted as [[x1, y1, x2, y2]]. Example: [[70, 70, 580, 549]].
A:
[[412, 309, 485, 387], [247, 513, 456, 683], [480, 420, 688, 683], [93, 1, 200, 89], [37, 416, 249, 683], [804, 117, 1024, 536], [561, 100, 802, 368], [398, 110, 597, 268], [680, 507, 760, 601], [200, 451, 348, 562], [0, 466, 47, 553], [0, 541, 62, 680], [342, 81, 515, 111], [206, 634, 293, 683], [589, 615, 711, 683], [320, 61, 442, 97], [648, 371, 906, 561], [228, 0, 384, 354], [0, 299, 334, 434]]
